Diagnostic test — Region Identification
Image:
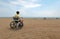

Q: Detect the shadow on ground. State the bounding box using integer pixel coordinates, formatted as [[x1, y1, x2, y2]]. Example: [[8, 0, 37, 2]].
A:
[[8, 26, 23, 31]]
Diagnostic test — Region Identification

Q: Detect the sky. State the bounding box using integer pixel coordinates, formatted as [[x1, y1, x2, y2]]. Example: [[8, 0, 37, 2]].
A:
[[0, 0, 60, 17]]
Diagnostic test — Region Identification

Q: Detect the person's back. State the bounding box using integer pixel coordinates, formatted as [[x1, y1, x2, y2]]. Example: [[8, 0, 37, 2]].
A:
[[13, 11, 20, 22], [13, 11, 23, 23]]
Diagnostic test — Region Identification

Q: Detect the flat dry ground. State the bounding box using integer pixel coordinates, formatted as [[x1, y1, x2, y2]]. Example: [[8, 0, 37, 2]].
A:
[[0, 18, 60, 39]]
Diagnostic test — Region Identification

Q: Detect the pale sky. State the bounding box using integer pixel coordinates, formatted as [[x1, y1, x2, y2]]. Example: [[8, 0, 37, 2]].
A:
[[0, 0, 60, 17]]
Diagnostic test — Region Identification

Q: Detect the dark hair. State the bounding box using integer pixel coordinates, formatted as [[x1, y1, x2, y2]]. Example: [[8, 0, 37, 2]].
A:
[[16, 11, 19, 14]]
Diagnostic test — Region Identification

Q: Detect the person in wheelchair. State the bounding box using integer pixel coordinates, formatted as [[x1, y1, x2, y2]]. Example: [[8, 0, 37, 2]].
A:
[[13, 11, 21, 23]]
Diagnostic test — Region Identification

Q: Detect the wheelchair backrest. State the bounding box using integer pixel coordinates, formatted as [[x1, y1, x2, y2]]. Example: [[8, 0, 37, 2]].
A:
[[13, 17, 19, 21]]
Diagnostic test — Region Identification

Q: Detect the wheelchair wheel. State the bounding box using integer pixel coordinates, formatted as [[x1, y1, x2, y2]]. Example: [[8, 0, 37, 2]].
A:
[[18, 22, 24, 29], [10, 21, 16, 29]]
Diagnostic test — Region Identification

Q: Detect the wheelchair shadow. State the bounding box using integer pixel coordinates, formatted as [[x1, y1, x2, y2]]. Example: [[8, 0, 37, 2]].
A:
[[9, 25, 23, 31]]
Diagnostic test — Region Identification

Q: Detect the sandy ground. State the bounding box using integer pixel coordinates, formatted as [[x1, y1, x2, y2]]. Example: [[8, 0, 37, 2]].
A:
[[0, 18, 60, 39]]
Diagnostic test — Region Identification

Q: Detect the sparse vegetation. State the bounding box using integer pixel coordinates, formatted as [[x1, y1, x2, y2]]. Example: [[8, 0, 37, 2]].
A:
[[56, 18, 59, 19], [43, 17, 46, 20]]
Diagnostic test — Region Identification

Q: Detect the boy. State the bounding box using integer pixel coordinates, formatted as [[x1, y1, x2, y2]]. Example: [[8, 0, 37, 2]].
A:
[[14, 11, 20, 18], [13, 11, 20, 23], [13, 11, 23, 23]]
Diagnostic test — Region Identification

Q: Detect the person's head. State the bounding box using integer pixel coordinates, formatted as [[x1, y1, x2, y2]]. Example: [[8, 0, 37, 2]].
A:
[[16, 11, 20, 14]]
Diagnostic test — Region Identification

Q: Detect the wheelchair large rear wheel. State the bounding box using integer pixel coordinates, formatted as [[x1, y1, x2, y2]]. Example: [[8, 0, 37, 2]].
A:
[[10, 21, 16, 29]]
